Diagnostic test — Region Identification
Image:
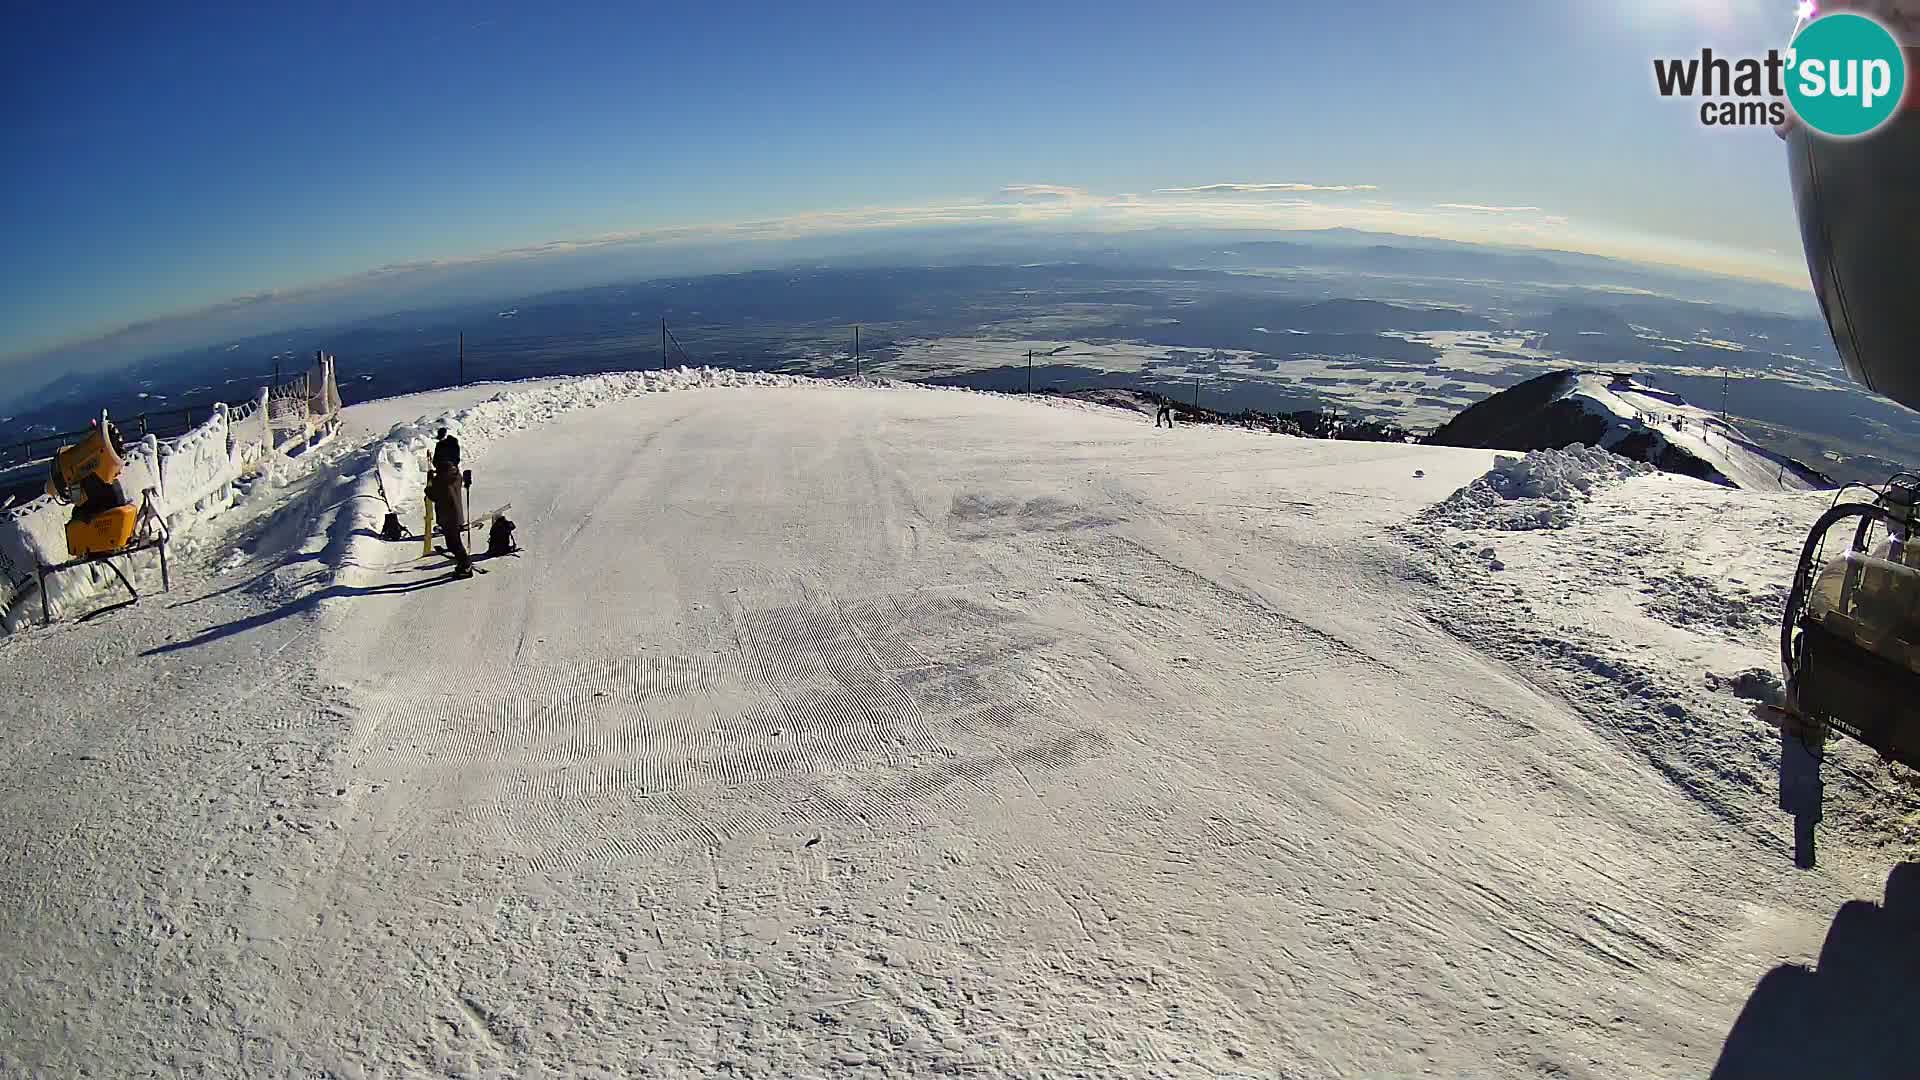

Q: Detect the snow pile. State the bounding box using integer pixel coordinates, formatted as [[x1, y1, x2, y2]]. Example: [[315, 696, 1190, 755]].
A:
[[1425, 444, 1652, 531], [1706, 667, 1787, 708], [1405, 458, 1919, 855], [0, 495, 71, 621]]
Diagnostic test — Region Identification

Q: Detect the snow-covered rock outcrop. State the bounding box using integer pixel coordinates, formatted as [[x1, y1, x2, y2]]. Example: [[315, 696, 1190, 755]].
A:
[[1428, 370, 1832, 492]]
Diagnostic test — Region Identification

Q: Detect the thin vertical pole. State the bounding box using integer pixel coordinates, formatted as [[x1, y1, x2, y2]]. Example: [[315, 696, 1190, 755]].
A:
[[662, 319, 668, 370], [1027, 350, 1033, 394], [1720, 367, 1730, 425], [459, 332, 466, 385], [854, 325, 861, 379], [1193, 376, 1201, 409]]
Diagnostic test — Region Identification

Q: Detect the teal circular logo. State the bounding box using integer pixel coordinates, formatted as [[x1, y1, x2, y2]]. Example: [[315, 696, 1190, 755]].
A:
[[1787, 13, 1907, 138]]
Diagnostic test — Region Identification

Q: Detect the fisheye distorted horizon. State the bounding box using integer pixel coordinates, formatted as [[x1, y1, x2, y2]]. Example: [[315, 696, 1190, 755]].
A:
[[1, 0, 1817, 369]]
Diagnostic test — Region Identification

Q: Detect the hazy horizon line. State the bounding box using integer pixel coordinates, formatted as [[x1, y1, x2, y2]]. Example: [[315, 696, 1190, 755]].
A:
[[1, 187, 1812, 372]]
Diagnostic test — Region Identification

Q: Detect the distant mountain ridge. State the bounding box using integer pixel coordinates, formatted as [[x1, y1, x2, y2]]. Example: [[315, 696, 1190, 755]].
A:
[[1427, 370, 1833, 491]]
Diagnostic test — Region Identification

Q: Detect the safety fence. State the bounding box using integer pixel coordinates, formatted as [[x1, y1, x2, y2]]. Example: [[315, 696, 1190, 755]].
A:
[[0, 353, 342, 628], [3, 407, 207, 472]]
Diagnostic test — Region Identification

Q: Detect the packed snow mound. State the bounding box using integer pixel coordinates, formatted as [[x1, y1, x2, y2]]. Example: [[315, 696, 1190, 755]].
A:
[[1478, 444, 1652, 502], [1425, 444, 1653, 531], [1428, 370, 1831, 492], [1706, 667, 1787, 708]]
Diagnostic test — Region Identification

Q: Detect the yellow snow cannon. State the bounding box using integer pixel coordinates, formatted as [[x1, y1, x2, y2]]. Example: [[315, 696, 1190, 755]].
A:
[[45, 419, 138, 557]]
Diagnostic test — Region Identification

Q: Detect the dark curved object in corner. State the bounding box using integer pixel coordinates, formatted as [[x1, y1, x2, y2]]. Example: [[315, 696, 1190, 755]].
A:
[[1788, 108, 1920, 414], [1710, 862, 1920, 1079]]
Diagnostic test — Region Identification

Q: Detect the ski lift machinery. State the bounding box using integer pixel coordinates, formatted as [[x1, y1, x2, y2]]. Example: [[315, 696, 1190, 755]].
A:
[[1774, 0, 1920, 868]]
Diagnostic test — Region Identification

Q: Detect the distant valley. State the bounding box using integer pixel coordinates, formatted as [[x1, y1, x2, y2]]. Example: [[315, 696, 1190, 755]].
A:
[[5, 233, 1913, 484]]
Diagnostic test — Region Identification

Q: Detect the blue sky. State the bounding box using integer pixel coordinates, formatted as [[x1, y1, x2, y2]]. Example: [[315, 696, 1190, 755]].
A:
[[1, 0, 1810, 366]]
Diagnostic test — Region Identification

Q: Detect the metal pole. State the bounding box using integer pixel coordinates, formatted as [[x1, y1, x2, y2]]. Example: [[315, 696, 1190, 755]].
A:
[[1720, 367, 1730, 424], [1027, 350, 1033, 394], [854, 325, 861, 379], [1193, 376, 1201, 409], [661, 319, 668, 370], [459, 332, 466, 386]]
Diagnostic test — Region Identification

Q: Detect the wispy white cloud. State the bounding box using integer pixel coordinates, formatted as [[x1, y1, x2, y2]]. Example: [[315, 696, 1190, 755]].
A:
[[1434, 202, 1545, 214], [991, 183, 1093, 203], [1153, 182, 1381, 195]]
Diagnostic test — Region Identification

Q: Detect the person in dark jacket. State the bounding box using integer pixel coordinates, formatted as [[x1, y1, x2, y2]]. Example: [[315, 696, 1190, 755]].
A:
[[434, 428, 460, 472], [428, 428, 471, 577], [1155, 402, 1175, 428]]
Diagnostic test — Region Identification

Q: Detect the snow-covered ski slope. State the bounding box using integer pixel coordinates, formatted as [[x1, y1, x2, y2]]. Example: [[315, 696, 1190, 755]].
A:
[[1, 373, 1914, 1078], [1563, 373, 1824, 493]]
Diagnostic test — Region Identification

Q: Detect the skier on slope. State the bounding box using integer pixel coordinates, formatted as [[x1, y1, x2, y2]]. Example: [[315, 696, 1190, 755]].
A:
[[1155, 401, 1175, 429], [428, 427, 472, 578]]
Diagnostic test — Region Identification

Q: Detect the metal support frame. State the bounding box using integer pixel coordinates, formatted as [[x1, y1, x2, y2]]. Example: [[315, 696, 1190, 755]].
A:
[[35, 490, 171, 626], [1772, 476, 1920, 869]]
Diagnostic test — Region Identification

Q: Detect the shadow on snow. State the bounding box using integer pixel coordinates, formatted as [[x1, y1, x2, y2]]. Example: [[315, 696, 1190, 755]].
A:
[[1711, 862, 1919, 1079]]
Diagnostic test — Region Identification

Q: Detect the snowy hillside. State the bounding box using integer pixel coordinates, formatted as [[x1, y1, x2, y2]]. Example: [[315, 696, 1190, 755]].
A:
[[1, 373, 1913, 1078], [1431, 370, 1832, 492]]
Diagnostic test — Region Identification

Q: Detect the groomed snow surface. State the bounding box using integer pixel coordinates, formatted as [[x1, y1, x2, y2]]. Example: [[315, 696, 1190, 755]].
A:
[[2, 372, 1915, 1078]]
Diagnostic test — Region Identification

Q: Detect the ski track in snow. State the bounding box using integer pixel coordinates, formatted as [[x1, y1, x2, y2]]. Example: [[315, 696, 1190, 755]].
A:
[[1401, 466, 1920, 856], [0, 375, 1912, 1078]]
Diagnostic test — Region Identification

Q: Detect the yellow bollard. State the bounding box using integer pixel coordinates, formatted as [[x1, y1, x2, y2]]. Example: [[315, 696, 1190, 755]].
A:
[[422, 500, 435, 557]]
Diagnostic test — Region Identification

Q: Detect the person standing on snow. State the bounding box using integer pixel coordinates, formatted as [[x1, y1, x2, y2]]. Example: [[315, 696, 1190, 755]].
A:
[[1155, 401, 1175, 429], [428, 427, 472, 578], [434, 427, 460, 474]]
